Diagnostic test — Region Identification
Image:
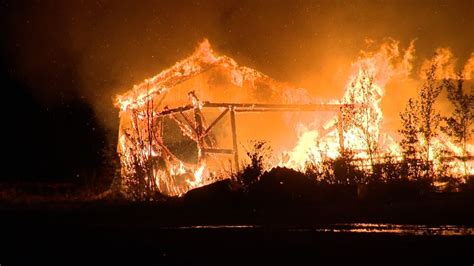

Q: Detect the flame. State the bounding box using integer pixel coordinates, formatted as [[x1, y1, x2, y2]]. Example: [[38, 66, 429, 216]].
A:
[[420, 47, 458, 80], [280, 40, 471, 178], [115, 39, 472, 197], [281, 39, 414, 170], [462, 52, 474, 79], [114, 40, 219, 112], [187, 163, 206, 187]]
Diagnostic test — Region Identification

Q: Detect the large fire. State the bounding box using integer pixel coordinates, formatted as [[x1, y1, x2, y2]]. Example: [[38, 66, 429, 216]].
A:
[[115, 40, 473, 197]]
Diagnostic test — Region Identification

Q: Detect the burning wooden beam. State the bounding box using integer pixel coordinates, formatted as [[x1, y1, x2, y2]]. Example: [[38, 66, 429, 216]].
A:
[[149, 100, 356, 172], [202, 102, 355, 111], [230, 106, 240, 171], [203, 109, 229, 137]]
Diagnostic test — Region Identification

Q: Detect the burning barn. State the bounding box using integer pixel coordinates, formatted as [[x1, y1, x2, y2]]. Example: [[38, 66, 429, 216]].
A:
[[114, 40, 356, 197], [114, 40, 472, 198]]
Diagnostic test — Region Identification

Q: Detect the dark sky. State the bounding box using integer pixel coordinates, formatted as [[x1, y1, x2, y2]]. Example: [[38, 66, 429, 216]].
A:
[[0, 0, 472, 181]]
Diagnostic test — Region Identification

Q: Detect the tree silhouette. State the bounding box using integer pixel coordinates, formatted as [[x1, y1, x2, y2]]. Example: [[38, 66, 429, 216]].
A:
[[398, 63, 442, 182], [418, 63, 443, 178], [399, 98, 422, 179], [441, 73, 474, 179]]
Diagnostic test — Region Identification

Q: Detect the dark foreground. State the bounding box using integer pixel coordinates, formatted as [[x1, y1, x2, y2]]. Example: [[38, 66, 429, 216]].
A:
[[2, 224, 474, 265], [2, 174, 473, 265], [1, 200, 473, 266]]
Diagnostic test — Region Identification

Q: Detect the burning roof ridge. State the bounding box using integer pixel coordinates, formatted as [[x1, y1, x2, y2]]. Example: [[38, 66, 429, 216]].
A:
[[115, 40, 285, 111]]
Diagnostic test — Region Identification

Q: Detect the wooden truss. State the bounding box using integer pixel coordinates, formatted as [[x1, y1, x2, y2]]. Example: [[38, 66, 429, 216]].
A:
[[152, 93, 355, 171]]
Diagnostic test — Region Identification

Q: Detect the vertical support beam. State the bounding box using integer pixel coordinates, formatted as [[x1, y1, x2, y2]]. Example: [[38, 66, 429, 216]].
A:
[[337, 110, 345, 153], [188, 90, 206, 160], [157, 117, 163, 140], [230, 106, 240, 171], [193, 108, 205, 160]]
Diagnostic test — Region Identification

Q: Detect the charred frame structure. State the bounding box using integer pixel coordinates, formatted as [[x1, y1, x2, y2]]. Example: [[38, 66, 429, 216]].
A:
[[115, 40, 366, 197], [156, 93, 353, 171]]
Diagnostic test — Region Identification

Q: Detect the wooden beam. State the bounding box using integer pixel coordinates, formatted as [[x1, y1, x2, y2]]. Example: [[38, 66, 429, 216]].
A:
[[337, 110, 345, 153], [156, 105, 194, 116], [234, 108, 336, 113], [230, 107, 240, 171], [179, 111, 197, 134], [154, 102, 360, 117], [202, 148, 234, 154], [202, 102, 357, 112], [203, 108, 229, 136], [171, 114, 197, 142]]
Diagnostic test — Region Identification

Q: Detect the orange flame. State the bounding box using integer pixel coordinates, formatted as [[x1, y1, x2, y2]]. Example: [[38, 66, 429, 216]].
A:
[[115, 39, 472, 197]]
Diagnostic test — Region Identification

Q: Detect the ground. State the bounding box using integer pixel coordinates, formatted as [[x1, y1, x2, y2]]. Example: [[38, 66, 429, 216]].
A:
[[1, 190, 473, 265]]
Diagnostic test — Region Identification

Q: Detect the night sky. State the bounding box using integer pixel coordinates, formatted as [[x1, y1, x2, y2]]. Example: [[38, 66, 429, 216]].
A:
[[0, 0, 472, 182]]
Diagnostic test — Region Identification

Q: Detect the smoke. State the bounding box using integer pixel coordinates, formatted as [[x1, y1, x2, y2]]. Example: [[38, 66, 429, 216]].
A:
[[1, 0, 472, 132]]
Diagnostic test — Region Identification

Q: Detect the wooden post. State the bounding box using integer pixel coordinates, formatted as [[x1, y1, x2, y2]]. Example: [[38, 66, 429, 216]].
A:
[[189, 90, 212, 157], [230, 106, 240, 171], [337, 110, 345, 153], [193, 107, 205, 159], [203, 109, 229, 136]]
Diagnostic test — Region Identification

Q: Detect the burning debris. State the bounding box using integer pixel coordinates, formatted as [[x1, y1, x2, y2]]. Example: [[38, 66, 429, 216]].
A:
[[115, 40, 473, 198]]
